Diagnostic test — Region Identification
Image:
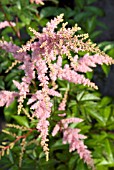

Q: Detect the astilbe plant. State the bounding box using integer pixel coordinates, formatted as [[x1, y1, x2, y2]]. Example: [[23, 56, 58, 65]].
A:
[[0, 14, 114, 169]]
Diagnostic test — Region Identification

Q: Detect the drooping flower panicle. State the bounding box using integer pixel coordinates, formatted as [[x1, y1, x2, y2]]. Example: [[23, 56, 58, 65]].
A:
[[0, 21, 15, 30], [52, 117, 94, 169], [0, 91, 18, 107]]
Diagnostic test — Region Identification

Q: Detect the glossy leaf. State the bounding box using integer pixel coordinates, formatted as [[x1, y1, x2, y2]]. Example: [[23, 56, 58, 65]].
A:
[[12, 115, 29, 128], [80, 93, 100, 101]]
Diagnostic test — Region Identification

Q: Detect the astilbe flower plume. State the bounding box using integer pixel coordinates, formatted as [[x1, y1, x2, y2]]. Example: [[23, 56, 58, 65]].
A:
[[0, 91, 18, 107], [30, 0, 44, 5], [52, 118, 94, 169], [0, 14, 114, 168], [0, 21, 16, 30]]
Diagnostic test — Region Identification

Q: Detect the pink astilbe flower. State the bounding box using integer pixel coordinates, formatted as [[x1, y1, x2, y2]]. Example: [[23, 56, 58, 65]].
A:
[[1, 14, 114, 167], [13, 80, 29, 97], [0, 41, 19, 54], [52, 117, 94, 169], [71, 53, 114, 73], [60, 64, 98, 89], [0, 21, 15, 30], [35, 58, 49, 86], [43, 14, 64, 34], [58, 90, 68, 111], [48, 55, 63, 82], [48, 89, 61, 97], [13, 80, 30, 114], [63, 128, 94, 169], [27, 89, 53, 159], [30, 0, 44, 5], [19, 60, 35, 82], [52, 124, 60, 137], [61, 117, 83, 128], [52, 117, 83, 136], [0, 41, 33, 114], [0, 40, 30, 62], [0, 91, 18, 107]]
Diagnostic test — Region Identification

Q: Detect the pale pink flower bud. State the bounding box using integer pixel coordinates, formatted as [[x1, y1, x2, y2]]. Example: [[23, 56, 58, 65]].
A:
[[52, 124, 60, 136], [0, 21, 15, 29], [0, 91, 18, 107]]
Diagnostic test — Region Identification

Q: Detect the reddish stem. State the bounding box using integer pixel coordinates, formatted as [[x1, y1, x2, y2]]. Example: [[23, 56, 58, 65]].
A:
[[1, 128, 35, 152]]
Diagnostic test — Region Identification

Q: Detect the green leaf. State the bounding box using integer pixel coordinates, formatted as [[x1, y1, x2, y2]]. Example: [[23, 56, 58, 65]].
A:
[[76, 159, 88, 170], [99, 97, 112, 107], [48, 0, 59, 5], [87, 0, 97, 5], [16, 1, 21, 10], [86, 72, 93, 80], [57, 79, 67, 87], [108, 48, 114, 58], [12, 115, 29, 128], [71, 105, 78, 114], [104, 43, 114, 52], [39, 158, 57, 169], [96, 165, 108, 170], [68, 155, 78, 170], [85, 16, 97, 33], [26, 5, 38, 13], [75, 0, 85, 9], [64, 7, 76, 18], [104, 139, 114, 162], [5, 71, 20, 82], [20, 14, 31, 25], [90, 30, 102, 40], [101, 64, 110, 76], [4, 100, 17, 122], [74, 12, 91, 22], [8, 150, 14, 164], [56, 152, 69, 161], [103, 106, 111, 123], [68, 100, 77, 107], [80, 93, 100, 101], [76, 91, 85, 101], [98, 41, 112, 50], [57, 164, 67, 170], [96, 139, 114, 167], [51, 140, 68, 151], [84, 6, 104, 16], [9, 165, 19, 170], [85, 106, 105, 126], [40, 7, 65, 18], [1, 60, 11, 70], [0, 77, 5, 89]]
